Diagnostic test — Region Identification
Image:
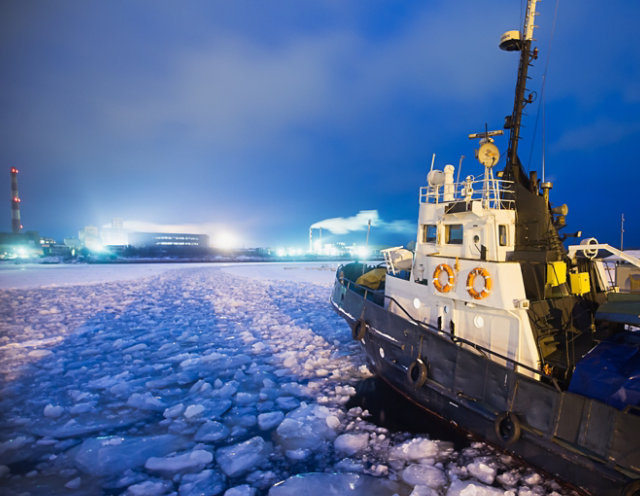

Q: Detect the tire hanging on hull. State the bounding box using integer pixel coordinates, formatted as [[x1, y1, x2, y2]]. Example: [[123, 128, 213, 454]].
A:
[[494, 412, 521, 445], [407, 358, 428, 388], [352, 319, 368, 341]]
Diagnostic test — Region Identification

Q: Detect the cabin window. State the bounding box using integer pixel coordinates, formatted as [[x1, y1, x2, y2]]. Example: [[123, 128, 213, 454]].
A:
[[422, 224, 437, 243], [499, 225, 508, 246], [445, 224, 463, 244]]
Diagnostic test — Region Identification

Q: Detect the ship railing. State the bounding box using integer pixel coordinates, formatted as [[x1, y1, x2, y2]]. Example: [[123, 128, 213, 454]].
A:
[[335, 272, 560, 391], [568, 242, 640, 293], [419, 175, 515, 210]]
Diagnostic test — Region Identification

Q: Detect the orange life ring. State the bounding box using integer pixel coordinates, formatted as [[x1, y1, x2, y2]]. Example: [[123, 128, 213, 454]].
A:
[[466, 267, 492, 299], [433, 264, 455, 293]]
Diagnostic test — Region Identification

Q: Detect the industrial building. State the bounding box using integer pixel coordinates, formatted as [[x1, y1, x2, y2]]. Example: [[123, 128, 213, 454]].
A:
[[127, 232, 210, 257]]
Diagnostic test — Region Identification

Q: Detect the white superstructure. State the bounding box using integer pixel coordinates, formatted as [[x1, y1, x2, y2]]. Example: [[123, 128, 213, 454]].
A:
[[384, 140, 541, 377]]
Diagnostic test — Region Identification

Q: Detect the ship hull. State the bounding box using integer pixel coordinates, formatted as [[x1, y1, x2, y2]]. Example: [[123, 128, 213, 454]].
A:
[[331, 276, 640, 496]]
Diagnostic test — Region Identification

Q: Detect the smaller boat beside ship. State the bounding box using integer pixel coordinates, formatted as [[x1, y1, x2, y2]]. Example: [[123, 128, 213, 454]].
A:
[[330, 1, 640, 494]]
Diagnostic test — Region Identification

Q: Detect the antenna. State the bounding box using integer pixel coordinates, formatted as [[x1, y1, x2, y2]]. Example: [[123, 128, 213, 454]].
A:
[[502, 0, 539, 181], [621, 213, 625, 251]]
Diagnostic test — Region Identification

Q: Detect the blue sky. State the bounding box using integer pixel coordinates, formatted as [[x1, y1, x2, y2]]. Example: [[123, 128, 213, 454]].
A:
[[1, 0, 639, 249]]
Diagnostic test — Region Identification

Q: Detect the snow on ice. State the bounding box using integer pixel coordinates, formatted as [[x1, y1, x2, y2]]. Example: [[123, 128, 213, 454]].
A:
[[0, 263, 574, 495]]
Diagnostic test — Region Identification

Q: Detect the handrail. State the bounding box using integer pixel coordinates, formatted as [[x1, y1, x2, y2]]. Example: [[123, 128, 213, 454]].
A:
[[419, 175, 515, 210], [336, 275, 559, 387], [568, 243, 640, 269]]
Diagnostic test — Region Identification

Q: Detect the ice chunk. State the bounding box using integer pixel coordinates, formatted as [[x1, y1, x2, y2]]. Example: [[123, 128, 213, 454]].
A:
[[127, 392, 165, 411], [390, 438, 452, 463], [74, 435, 188, 476], [65, 477, 82, 489], [268, 472, 411, 495], [522, 472, 543, 486], [325, 415, 341, 429], [401, 464, 447, 489], [258, 411, 284, 431], [276, 397, 300, 410], [43, 404, 64, 418], [179, 469, 225, 496], [236, 392, 258, 405], [0, 465, 9, 477], [28, 349, 53, 359], [224, 485, 257, 496], [194, 421, 230, 442], [163, 403, 185, 419], [184, 404, 205, 419], [286, 448, 311, 460], [445, 479, 505, 496], [467, 461, 497, 485], [334, 433, 369, 455], [275, 404, 337, 451], [127, 480, 171, 495], [409, 486, 439, 496], [216, 436, 271, 477], [145, 449, 213, 474]]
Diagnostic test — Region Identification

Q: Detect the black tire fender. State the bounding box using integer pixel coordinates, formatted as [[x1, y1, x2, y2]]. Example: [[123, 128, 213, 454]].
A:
[[494, 412, 521, 445], [407, 358, 428, 388], [622, 479, 640, 496], [352, 319, 368, 341]]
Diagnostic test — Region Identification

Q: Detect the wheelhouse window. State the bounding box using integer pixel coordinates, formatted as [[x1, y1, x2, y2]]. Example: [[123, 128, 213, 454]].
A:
[[499, 225, 508, 246], [422, 224, 437, 243], [445, 224, 463, 244]]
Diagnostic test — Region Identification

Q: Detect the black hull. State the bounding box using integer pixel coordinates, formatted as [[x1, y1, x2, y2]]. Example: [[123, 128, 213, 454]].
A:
[[331, 278, 640, 496]]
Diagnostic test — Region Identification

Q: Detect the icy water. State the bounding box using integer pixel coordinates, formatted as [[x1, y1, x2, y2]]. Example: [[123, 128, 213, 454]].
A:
[[0, 263, 576, 495]]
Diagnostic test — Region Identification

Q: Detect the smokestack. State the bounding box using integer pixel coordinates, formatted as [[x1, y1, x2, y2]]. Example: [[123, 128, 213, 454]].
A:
[[309, 227, 313, 253], [10, 167, 22, 233]]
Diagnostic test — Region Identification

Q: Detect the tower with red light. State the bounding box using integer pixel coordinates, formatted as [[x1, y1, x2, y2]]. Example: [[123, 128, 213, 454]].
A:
[[10, 167, 22, 233]]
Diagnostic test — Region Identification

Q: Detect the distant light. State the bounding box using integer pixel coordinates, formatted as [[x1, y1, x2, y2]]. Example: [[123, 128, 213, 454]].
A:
[[275, 248, 286, 257], [213, 230, 240, 250], [16, 247, 28, 258], [85, 238, 107, 253], [354, 246, 370, 259]]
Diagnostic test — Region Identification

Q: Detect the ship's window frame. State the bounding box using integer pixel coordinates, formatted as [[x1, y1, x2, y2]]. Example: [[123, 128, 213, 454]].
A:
[[422, 224, 437, 244], [445, 224, 463, 244], [499, 224, 508, 246]]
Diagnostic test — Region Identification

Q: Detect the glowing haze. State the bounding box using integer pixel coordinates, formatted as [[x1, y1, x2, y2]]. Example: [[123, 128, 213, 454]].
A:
[[1, 1, 639, 248]]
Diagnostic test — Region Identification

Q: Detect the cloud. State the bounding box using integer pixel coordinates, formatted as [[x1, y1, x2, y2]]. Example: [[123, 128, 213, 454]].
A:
[[311, 210, 413, 235], [98, 5, 518, 150], [552, 119, 640, 152]]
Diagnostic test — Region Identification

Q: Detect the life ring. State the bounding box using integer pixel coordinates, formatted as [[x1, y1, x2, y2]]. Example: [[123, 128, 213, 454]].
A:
[[494, 412, 521, 445], [466, 267, 492, 299], [352, 319, 368, 341], [407, 359, 428, 388], [433, 264, 455, 293]]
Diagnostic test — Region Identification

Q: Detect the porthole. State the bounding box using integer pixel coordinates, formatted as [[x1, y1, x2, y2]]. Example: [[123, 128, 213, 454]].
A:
[[413, 298, 421, 309]]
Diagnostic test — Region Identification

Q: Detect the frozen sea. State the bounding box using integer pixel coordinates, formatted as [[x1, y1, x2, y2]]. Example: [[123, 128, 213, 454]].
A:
[[0, 262, 576, 496]]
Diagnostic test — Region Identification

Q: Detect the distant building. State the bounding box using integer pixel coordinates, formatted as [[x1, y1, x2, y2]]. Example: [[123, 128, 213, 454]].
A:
[[100, 218, 128, 247], [39, 237, 73, 258], [128, 232, 210, 256], [0, 231, 43, 259]]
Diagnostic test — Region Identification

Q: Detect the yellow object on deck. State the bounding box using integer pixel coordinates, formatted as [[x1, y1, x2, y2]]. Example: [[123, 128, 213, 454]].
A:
[[570, 272, 591, 295], [546, 261, 567, 287], [356, 268, 387, 290]]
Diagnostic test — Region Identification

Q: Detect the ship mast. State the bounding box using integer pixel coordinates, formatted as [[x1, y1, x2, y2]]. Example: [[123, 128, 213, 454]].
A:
[[502, 0, 538, 183]]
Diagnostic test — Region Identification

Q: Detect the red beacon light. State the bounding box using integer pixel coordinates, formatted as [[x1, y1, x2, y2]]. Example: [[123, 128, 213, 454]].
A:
[[10, 167, 18, 173], [13, 197, 20, 203]]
